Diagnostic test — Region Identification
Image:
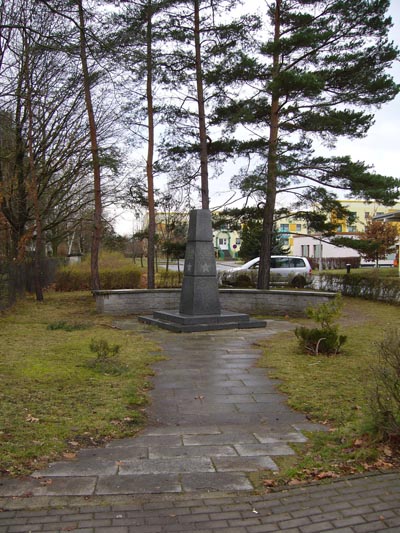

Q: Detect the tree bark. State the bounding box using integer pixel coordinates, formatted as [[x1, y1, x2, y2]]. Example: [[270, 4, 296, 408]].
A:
[[12, 68, 28, 259], [77, 0, 102, 291], [146, 0, 156, 289], [194, 0, 209, 209], [24, 35, 44, 301], [258, 0, 280, 290]]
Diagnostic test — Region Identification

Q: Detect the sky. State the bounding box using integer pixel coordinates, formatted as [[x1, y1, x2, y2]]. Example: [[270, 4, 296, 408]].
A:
[[114, 1, 400, 236]]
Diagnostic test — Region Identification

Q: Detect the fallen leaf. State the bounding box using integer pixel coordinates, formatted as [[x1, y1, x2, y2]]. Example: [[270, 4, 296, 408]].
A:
[[26, 414, 39, 423], [383, 446, 393, 457], [314, 471, 339, 480], [62, 452, 76, 460], [263, 479, 276, 487]]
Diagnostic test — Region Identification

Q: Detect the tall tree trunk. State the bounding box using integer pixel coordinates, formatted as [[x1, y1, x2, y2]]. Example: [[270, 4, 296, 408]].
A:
[[13, 69, 28, 260], [24, 37, 44, 301], [77, 0, 102, 290], [146, 0, 156, 289], [194, 0, 209, 210], [258, 0, 280, 290]]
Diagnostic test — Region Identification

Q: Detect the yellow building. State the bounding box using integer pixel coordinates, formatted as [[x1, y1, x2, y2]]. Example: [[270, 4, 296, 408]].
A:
[[332, 200, 400, 233], [277, 200, 400, 252]]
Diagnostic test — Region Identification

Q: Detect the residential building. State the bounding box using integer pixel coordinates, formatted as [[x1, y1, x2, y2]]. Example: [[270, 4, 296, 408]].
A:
[[277, 200, 400, 252], [213, 228, 242, 259]]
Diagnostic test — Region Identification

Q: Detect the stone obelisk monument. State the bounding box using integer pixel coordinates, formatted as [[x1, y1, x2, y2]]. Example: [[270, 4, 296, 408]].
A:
[[179, 209, 221, 316], [139, 208, 265, 332]]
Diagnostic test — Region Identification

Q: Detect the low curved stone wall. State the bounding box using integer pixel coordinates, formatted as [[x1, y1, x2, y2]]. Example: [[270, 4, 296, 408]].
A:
[[93, 288, 335, 317]]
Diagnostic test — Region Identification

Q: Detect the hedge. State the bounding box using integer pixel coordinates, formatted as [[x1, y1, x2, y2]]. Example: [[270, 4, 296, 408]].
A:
[[55, 266, 142, 291], [318, 272, 400, 304]]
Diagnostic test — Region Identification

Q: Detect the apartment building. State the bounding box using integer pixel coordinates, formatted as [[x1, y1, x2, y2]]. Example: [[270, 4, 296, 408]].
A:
[[277, 200, 400, 252]]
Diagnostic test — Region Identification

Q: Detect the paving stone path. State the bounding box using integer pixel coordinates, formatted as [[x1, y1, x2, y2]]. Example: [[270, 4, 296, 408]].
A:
[[0, 320, 324, 498]]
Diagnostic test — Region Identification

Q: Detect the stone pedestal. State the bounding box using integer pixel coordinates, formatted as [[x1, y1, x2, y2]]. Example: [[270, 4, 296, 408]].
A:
[[139, 209, 266, 332]]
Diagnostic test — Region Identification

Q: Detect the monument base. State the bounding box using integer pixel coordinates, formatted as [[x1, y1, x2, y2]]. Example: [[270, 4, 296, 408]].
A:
[[138, 310, 266, 333]]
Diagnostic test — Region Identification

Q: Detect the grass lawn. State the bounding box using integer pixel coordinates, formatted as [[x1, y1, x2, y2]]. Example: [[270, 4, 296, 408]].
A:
[[256, 297, 400, 488], [0, 291, 162, 476]]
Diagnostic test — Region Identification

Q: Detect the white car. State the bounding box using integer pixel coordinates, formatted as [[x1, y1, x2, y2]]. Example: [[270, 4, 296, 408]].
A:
[[220, 256, 313, 288]]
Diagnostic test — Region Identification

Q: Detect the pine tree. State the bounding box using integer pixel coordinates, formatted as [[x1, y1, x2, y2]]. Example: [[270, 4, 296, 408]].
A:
[[158, 0, 260, 207], [213, 0, 399, 288]]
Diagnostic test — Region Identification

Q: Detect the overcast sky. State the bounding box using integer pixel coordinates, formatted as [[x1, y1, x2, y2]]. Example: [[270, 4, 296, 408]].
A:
[[331, 1, 400, 180], [114, 1, 400, 236]]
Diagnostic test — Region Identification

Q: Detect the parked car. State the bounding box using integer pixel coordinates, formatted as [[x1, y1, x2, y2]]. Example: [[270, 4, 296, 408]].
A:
[[219, 256, 313, 288]]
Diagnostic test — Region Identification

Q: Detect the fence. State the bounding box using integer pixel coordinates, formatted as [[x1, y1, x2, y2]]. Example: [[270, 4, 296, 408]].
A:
[[308, 256, 361, 271], [0, 258, 63, 311]]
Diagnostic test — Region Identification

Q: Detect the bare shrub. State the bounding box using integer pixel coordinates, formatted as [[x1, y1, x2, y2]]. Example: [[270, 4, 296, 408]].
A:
[[368, 328, 400, 443]]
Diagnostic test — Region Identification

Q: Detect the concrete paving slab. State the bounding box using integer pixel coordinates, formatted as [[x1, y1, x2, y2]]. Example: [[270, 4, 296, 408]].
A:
[[254, 430, 309, 443], [212, 394, 256, 403], [108, 435, 183, 448], [32, 458, 118, 478], [177, 405, 239, 415], [0, 477, 97, 497], [213, 455, 279, 472], [96, 474, 182, 495], [143, 425, 222, 436], [77, 446, 149, 459], [148, 445, 238, 459], [236, 400, 290, 411], [234, 443, 296, 456], [181, 472, 254, 492], [183, 432, 259, 446], [118, 457, 215, 475]]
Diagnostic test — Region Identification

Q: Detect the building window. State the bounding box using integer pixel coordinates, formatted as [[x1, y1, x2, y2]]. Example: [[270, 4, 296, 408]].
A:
[[219, 238, 227, 246], [313, 244, 322, 258], [365, 212, 370, 220], [301, 245, 310, 256], [336, 225, 343, 233], [347, 225, 357, 233], [236, 238, 241, 245], [280, 223, 289, 232], [296, 224, 302, 232]]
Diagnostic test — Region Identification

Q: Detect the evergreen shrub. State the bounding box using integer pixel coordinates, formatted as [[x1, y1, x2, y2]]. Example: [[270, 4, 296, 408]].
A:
[[295, 294, 347, 356]]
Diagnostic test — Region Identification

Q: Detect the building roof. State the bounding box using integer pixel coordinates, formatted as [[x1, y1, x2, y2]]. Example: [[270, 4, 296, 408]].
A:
[[374, 211, 400, 222]]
